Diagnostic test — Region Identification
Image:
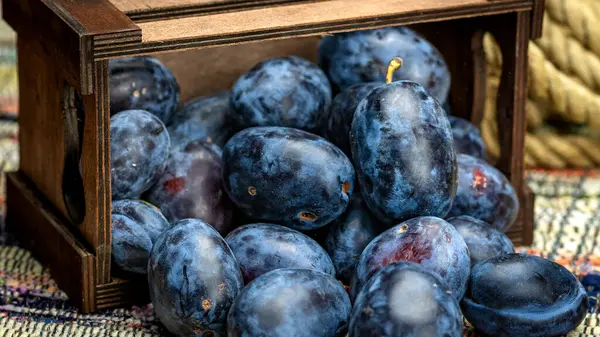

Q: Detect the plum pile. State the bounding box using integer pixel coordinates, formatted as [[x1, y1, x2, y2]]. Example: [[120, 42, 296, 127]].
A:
[[108, 27, 588, 337]]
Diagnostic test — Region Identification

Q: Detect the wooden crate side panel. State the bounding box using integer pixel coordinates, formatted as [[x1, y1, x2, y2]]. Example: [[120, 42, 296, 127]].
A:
[[4, 0, 141, 94], [6, 172, 96, 313], [93, 61, 112, 285], [17, 38, 112, 267], [487, 11, 533, 245], [17, 39, 68, 220], [3, 0, 83, 92]]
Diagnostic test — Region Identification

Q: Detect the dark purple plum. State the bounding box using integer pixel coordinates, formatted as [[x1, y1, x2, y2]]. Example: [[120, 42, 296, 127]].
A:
[[148, 219, 244, 337], [448, 116, 486, 159], [231, 56, 332, 134], [110, 109, 170, 200], [145, 140, 233, 235], [350, 78, 457, 224], [325, 194, 379, 283], [351, 216, 470, 301], [447, 215, 514, 265], [111, 199, 170, 274], [447, 154, 519, 231], [227, 268, 351, 337], [225, 223, 335, 283], [109, 56, 180, 124], [318, 27, 450, 103], [349, 262, 462, 337], [462, 254, 589, 337], [167, 91, 237, 148], [326, 82, 381, 156], [222, 126, 355, 231]]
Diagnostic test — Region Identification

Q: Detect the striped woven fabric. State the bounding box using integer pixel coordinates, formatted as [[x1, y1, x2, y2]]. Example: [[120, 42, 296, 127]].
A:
[[0, 121, 594, 336]]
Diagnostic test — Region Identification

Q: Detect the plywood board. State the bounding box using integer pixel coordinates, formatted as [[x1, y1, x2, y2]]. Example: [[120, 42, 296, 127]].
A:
[[94, 0, 532, 59]]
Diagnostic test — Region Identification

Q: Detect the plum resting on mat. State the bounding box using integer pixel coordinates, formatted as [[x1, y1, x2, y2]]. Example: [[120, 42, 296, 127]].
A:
[[446, 154, 520, 231], [109, 56, 180, 124], [351, 216, 470, 301], [227, 268, 351, 337], [350, 79, 457, 224], [145, 139, 234, 235], [231, 56, 332, 134], [148, 219, 243, 337], [349, 262, 463, 337], [317, 26, 451, 103], [447, 215, 514, 265], [110, 109, 170, 200], [461, 254, 589, 337], [225, 223, 335, 283], [222, 126, 355, 231], [111, 199, 170, 274]]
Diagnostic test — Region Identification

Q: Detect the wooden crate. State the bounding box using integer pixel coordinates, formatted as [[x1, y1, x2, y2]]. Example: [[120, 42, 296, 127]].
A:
[[2, 0, 544, 313]]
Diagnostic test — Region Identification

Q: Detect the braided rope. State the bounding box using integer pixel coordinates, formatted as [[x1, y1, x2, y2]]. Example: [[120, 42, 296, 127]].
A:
[[546, 0, 600, 57], [481, 1, 600, 168]]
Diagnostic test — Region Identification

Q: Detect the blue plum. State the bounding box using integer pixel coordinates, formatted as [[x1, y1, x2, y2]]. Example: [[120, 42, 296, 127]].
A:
[[349, 262, 462, 337], [325, 194, 379, 283], [351, 216, 470, 301], [109, 56, 180, 124], [225, 223, 335, 283], [148, 219, 244, 337], [167, 91, 237, 148], [350, 80, 457, 223], [448, 116, 486, 159], [145, 140, 233, 235], [111, 199, 170, 274], [318, 27, 451, 103], [447, 154, 519, 231], [110, 109, 170, 200], [447, 215, 514, 265], [227, 268, 351, 337], [462, 254, 589, 337], [222, 126, 355, 230], [326, 82, 381, 156], [231, 56, 332, 134]]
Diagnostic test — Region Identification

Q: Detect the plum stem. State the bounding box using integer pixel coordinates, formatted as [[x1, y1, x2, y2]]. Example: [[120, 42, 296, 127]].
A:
[[386, 57, 404, 84]]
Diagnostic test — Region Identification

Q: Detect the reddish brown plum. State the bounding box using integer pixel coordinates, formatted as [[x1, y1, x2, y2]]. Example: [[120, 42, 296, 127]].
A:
[[351, 216, 470, 301], [145, 140, 234, 235]]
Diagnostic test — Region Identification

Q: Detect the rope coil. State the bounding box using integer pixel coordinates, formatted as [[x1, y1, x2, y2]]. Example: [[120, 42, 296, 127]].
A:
[[482, 1, 600, 168]]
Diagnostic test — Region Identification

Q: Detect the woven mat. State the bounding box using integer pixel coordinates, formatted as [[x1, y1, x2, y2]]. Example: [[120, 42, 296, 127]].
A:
[[0, 122, 591, 337]]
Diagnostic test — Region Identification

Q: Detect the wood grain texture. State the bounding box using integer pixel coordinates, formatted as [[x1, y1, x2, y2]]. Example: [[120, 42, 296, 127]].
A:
[[6, 172, 96, 313], [155, 37, 319, 103], [3, 0, 83, 92], [17, 37, 112, 269], [4, 0, 140, 94], [96, 276, 149, 310], [111, 0, 317, 22], [92, 61, 112, 285], [489, 12, 533, 245], [530, 0, 546, 39], [93, 0, 533, 59]]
